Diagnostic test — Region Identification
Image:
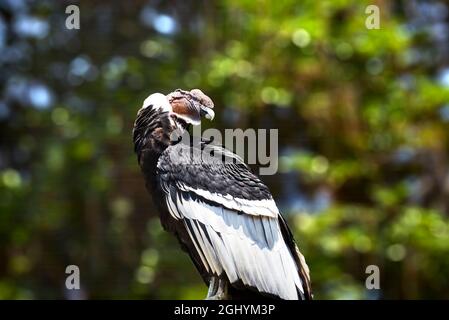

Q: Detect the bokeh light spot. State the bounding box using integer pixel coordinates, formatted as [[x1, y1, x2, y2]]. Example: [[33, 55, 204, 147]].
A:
[[292, 29, 311, 48]]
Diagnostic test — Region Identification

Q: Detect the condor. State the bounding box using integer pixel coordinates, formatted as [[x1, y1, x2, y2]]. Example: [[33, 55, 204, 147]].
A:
[[133, 89, 312, 300]]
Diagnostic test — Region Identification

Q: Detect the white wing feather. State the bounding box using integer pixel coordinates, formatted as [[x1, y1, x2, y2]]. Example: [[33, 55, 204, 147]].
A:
[[165, 188, 304, 300]]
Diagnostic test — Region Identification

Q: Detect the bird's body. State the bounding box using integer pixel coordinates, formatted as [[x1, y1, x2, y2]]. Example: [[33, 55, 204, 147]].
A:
[[133, 89, 312, 300]]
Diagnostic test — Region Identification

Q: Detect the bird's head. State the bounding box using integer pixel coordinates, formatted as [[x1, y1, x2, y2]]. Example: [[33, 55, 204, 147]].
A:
[[134, 88, 215, 157], [167, 88, 215, 125], [140, 88, 215, 128]]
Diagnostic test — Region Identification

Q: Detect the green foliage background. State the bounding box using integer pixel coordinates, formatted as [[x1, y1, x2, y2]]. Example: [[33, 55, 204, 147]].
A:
[[1, 0, 449, 299]]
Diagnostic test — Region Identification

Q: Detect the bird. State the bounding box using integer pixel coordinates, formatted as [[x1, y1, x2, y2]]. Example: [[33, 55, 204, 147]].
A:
[[133, 88, 312, 300]]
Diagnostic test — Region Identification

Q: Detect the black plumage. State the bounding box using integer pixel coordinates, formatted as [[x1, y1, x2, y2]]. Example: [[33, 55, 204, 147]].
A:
[[133, 89, 312, 300]]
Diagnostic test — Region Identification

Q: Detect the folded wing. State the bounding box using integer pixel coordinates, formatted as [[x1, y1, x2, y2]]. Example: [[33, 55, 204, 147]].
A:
[[157, 140, 311, 300]]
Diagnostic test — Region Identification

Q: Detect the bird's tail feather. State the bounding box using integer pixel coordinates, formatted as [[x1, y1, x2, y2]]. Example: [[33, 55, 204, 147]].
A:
[[278, 214, 313, 300]]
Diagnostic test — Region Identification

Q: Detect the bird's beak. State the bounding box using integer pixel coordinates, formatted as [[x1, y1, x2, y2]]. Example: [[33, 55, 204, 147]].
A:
[[200, 105, 215, 121]]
